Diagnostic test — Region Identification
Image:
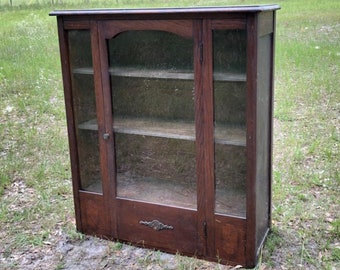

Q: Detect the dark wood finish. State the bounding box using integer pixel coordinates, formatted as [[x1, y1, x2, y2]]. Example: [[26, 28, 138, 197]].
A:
[[50, 5, 279, 17], [100, 20, 193, 39], [78, 191, 111, 236], [117, 199, 198, 255], [63, 20, 90, 30], [95, 20, 118, 238], [56, 16, 83, 232], [51, 5, 279, 268], [201, 18, 216, 258], [245, 13, 258, 266], [214, 215, 246, 265]]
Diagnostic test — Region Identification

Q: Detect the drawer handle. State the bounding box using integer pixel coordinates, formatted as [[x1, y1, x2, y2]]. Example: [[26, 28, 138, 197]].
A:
[[139, 219, 173, 231]]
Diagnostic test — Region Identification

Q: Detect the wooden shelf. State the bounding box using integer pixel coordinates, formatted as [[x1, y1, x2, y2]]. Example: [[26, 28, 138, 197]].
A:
[[78, 117, 246, 146], [73, 67, 246, 82], [84, 176, 246, 218]]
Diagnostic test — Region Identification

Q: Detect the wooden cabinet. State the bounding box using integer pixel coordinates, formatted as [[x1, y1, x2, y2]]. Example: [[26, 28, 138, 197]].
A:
[[50, 5, 279, 267]]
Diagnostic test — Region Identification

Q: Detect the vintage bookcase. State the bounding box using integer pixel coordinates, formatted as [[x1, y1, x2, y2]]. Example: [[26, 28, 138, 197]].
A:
[[50, 5, 279, 267]]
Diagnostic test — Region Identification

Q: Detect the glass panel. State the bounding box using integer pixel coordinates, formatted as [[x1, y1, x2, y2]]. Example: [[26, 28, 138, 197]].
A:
[[213, 30, 247, 217], [108, 30, 196, 209], [68, 30, 102, 193]]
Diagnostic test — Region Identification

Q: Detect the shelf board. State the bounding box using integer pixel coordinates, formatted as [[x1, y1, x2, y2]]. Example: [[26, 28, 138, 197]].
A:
[[73, 67, 246, 82], [83, 175, 246, 218], [78, 117, 246, 146], [215, 125, 246, 146]]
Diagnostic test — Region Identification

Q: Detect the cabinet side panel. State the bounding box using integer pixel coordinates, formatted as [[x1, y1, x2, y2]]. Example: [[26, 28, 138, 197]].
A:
[[255, 33, 273, 250], [258, 11, 274, 37]]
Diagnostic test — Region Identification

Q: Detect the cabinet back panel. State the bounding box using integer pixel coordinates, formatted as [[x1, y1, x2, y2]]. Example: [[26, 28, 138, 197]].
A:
[[214, 82, 246, 125], [115, 134, 197, 209], [68, 30, 92, 68], [213, 30, 247, 74], [111, 77, 195, 121], [108, 30, 193, 70], [215, 144, 246, 217]]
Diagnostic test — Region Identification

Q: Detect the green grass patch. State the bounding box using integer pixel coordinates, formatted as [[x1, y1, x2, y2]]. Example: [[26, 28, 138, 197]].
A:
[[0, 0, 339, 269]]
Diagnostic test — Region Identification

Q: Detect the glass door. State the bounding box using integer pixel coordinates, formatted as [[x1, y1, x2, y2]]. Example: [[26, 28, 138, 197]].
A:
[[97, 20, 200, 255], [106, 27, 197, 209], [213, 29, 247, 218], [68, 30, 102, 194]]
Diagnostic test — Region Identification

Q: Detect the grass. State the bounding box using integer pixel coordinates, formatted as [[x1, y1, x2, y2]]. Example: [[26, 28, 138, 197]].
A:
[[0, 0, 339, 269], [269, 1, 340, 266]]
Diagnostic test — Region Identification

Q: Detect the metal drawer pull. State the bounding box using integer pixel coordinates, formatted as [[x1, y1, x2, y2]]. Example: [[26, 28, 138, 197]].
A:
[[103, 133, 109, 140], [139, 220, 173, 231]]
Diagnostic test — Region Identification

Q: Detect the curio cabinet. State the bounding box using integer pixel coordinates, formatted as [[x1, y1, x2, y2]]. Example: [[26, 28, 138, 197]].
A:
[[50, 5, 279, 267]]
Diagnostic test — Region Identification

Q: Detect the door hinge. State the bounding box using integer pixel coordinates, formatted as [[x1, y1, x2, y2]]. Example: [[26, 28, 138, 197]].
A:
[[200, 43, 203, 64], [203, 221, 207, 238]]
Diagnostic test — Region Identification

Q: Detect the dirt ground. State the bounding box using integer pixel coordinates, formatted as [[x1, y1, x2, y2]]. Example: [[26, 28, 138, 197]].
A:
[[0, 180, 237, 270], [6, 235, 244, 270], [1, 229, 236, 270]]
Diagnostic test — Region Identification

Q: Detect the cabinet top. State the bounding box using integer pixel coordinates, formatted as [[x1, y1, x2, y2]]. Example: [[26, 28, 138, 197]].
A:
[[50, 5, 280, 17]]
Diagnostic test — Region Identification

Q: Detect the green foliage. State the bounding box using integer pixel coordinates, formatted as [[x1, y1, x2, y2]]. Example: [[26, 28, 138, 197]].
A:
[[0, 0, 339, 269]]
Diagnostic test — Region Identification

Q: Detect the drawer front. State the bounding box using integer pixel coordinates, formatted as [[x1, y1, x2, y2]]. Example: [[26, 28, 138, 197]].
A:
[[116, 199, 198, 255]]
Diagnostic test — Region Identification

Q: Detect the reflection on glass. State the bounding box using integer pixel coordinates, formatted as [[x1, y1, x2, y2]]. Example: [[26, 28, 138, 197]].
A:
[[213, 30, 247, 217], [69, 30, 102, 193], [109, 30, 197, 209]]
